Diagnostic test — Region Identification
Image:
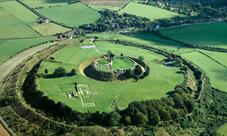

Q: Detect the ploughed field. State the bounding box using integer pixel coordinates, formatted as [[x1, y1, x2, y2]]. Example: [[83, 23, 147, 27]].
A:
[[37, 41, 183, 112]]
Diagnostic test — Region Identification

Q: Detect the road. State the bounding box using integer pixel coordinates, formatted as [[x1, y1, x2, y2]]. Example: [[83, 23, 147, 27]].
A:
[[0, 42, 55, 86], [0, 42, 57, 136], [0, 123, 10, 136]]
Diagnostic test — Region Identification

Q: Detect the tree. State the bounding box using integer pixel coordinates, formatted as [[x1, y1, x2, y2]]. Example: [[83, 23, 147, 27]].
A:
[[134, 65, 143, 78], [159, 109, 171, 121], [138, 56, 144, 61], [44, 69, 48, 75], [175, 57, 182, 66], [53, 67, 67, 77], [107, 50, 112, 55], [70, 69, 77, 76], [148, 110, 160, 125], [107, 111, 121, 126], [123, 116, 131, 125], [132, 112, 148, 125], [50, 57, 55, 61], [170, 110, 180, 119]]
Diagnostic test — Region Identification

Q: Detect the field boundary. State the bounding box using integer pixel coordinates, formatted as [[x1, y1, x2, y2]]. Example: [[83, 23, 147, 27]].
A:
[[152, 31, 227, 53], [0, 36, 54, 40], [16, 0, 73, 29], [198, 50, 227, 70], [0, 38, 56, 65], [118, 0, 131, 12], [0, 7, 41, 39], [80, 1, 100, 13]]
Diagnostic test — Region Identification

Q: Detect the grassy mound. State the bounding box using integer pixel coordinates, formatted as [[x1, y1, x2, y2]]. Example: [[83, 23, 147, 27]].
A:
[[95, 57, 134, 72]]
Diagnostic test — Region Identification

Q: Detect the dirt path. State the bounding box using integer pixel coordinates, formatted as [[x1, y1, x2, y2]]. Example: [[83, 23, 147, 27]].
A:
[[0, 123, 10, 136], [0, 42, 56, 86]]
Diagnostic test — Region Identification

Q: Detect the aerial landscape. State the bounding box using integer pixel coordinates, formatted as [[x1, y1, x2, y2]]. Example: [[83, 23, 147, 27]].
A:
[[0, 0, 226, 135]]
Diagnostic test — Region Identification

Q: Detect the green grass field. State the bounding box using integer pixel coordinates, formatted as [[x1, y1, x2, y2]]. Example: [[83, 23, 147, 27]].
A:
[[0, 1, 38, 25], [160, 22, 227, 48], [182, 51, 227, 92], [86, 32, 195, 54], [88, 32, 227, 92], [218, 124, 227, 136], [0, 37, 55, 64], [22, 0, 68, 8], [0, 7, 40, 39], [119, 2, 179, 21], [37, 41, 183, 112], [199, 49, 227, 67], [0, 1, 70, 37], [89, 4, 120, 11], [36, 2, 101, 27], [32, 23, 70, 36]]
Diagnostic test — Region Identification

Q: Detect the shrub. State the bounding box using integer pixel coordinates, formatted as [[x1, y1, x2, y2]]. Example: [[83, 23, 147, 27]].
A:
[[70, 69, 77, 76], [53, 67, 67, 77], [133, 112, 148, 125]]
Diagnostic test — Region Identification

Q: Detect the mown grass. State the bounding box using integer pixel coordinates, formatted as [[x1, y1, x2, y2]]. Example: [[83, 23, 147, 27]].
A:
[[86, 32, 191, 53], [0, 1, 38, 25], [160, 22, 227, 48], [0, 7, 40, 39], [37, 41, 183, 113], [0, 1, 70, 37], [36, 2, 101, 27], [22, 0, 68, 8], [96, 57, 134, 72], [198, 49, 227, 67], [89, 4, 120, 11], [0, 37, 55, 64], [182, 51, 227, 92], [119, 2, 179, 21], [32, 23, 70, 36]]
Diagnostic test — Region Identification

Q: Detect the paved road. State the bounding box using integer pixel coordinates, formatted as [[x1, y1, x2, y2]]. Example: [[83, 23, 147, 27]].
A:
[[0, 42, 55, 85]]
